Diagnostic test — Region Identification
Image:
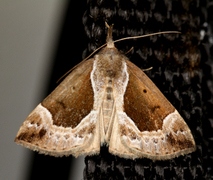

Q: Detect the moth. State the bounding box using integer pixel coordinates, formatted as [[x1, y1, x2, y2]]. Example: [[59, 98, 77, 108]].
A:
[[15, 24, 196, 160]]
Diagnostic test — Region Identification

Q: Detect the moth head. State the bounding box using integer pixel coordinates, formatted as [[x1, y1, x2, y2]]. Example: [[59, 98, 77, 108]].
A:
[[105, 22, 115, 48]]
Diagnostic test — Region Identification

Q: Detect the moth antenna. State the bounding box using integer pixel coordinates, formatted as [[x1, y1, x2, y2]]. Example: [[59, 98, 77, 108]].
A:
[[56, 68, 74, 83], [114, 31, 181, 43], [105, 21, 110, 28], [142, 67, 153, 72], [125, 47, 134, 54]]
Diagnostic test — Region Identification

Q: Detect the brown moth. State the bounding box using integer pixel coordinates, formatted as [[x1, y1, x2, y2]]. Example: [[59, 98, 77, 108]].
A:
[[15, 24, 196, 160]]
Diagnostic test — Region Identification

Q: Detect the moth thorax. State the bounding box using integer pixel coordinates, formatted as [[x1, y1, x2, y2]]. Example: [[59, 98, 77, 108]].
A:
[[102, 78, 114, 134]]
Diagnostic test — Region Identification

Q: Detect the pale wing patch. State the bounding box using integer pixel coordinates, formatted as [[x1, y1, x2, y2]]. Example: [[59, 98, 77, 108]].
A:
[[109, 112, 138, 159], [117, 110, 196, 160], [90, 56, 107, 111], [15, 104, 100, 157]]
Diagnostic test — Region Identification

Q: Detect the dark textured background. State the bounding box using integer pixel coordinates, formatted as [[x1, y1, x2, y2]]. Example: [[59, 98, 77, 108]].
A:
[[28, 0, 213, 179]]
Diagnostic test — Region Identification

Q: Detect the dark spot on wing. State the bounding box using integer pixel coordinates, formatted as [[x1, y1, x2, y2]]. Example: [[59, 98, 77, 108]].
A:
[[39, 128, 46, 138], [17, 132, 34, 143], [64, 134, 70, 139], [166, 133, 195, 150], [151, 105, 161, 112], [88, 124, 95, 134], [166, 133, 176, 146], [120, 125, 127, 136], [56, 100, 67, 109]]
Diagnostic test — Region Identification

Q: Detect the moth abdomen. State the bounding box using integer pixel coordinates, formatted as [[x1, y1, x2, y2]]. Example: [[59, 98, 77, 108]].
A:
[[102, 78, 114, 134]]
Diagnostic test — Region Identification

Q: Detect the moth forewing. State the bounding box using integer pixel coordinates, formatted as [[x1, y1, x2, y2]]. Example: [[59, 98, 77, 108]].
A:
[[15, 58, 101, 157], [117, 60, 196, 160]]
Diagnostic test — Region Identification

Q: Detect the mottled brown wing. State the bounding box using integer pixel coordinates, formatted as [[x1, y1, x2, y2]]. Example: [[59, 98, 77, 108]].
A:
[[119, 60, 196, 160], [15, 58, 101, 157]]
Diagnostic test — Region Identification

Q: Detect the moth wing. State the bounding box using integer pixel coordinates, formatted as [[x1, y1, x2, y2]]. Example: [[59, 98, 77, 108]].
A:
[[111, 60, 196, 160], [15, 59, 100, 157]]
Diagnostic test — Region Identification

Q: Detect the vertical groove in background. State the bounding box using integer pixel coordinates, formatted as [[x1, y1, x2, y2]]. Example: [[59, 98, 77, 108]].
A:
[[27, 1, 87, 180], [82, 0, 212, 179]]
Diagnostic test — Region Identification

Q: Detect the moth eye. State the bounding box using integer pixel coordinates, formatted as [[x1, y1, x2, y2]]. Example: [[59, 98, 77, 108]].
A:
[[143, 89, 147, 93], [72, 86, 75, 90]]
